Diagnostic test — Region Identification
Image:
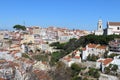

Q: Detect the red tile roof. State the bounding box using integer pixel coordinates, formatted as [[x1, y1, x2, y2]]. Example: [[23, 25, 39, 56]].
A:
[[63, 57, 71, 62], [108, 22, 120, 26], [98, 58, 113, 65], [103, 58, 113, 65], [96, 45, 107, 49], [74, 56, 80, 59], [88, 43, 98, 48]]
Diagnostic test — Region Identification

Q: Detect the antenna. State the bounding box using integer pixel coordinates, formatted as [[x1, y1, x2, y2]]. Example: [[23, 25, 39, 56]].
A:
[[23, 21, 26, 26]]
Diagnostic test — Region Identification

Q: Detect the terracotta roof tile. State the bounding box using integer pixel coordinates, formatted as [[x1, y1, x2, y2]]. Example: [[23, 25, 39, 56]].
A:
[[108, 22, 120, 26], [74, 56, 80, 59], [88, 43, 98, 48], [96, 45, 107, 49], [63, 57, 71, 62], [98, 58, 113, 65], [103, 58, 113, 65]]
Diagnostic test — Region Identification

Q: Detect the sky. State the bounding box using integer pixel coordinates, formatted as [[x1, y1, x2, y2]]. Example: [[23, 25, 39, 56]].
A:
[[0, 0, 120, 31]]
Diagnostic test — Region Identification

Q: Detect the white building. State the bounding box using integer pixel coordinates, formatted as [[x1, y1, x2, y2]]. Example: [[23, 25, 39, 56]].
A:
[[60, 50, 81, 67], [96, 58, 113, 72], [111, 55, 120, 70], [82, 43, 107, 60], [96, 56, 120, 72], [106, 22, 120, 35]]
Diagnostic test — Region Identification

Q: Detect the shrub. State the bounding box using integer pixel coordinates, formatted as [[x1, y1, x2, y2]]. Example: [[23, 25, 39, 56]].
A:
[[88, 68, 100, 78], [87, 54, 99, 61], [22, 53, 30, 58], [111, 64, 118, 71], [104, 67, 110, 74]]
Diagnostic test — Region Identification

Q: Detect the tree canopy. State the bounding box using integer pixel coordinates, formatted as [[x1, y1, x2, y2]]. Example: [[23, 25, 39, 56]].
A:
[[13, 24, 26, 31]]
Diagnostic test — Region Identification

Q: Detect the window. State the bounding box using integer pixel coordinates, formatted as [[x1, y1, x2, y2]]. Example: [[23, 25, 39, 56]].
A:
[[117, 27, 120, 30]]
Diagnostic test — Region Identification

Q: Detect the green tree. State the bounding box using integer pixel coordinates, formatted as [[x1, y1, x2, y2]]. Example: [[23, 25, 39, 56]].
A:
[[87, 54, 99, 61], [88, 68, 100, 78], [71, 63, 81, 72], [87, 54, 91, 60], [108, 53, 119, 58], [104, 51, 108, 58], [72, 76, 82, 80], [22, 53, 30, 58], [50, 42, 66, 49], [50, 51, 64, 66], [13, 24, 26, 31], [70, 63, 81, 77], [111, 64, 118, 71], [104, 67, 110, 74], [51, 51, 62, 62]]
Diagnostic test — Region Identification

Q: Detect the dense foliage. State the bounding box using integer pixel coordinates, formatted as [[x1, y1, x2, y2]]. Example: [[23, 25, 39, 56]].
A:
[[71, 63, 82, 78], [88, 68, 100, 78], [77, 34, 120, 47], [50, 51, 66, 66], [13, 24, 26, 30], [72, 76, 82, 80], [22, 53, 30, 58], [108, 53, 120, 58], [50, 34, 120, 54], [50, 34, 120, 65], [87, 54, 99, 61], [104, 64, 118, 74]]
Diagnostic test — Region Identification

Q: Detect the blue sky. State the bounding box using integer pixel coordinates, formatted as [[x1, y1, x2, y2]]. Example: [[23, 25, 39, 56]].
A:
[[0, 0, 120, 31]]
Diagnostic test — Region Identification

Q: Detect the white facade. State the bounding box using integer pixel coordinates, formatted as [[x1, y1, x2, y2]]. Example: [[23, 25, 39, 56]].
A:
[[96, 58, 113, 72], [106, 22, 120, 35], [82, 44, 107, 60], [21, 44, 26, 53], [111, 56, 120, 70], [61, 50, 81, 67], [111, 58, 120, 69], [82, 50, 88, 60]]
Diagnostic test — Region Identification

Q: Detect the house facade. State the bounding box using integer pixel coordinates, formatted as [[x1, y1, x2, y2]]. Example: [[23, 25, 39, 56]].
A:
[[82, 43, 107, 60], [96, 58, 113, 72], [106, 22, 120, 35], [60, 50, 81, 67], [109, 38, 120, 52]]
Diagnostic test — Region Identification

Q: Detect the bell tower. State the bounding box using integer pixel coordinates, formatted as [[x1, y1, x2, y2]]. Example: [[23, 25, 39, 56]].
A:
[[97, 19, 103, 31]]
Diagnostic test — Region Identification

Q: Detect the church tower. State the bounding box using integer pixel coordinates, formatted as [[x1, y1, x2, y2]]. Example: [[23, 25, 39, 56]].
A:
[[94, 19, 104, 35], [97, 19, 103, 31]]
